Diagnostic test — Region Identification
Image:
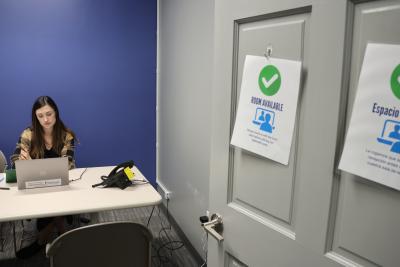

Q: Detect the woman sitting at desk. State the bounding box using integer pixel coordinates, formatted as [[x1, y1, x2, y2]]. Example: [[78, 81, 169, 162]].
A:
[[10, 95, 76, 259]]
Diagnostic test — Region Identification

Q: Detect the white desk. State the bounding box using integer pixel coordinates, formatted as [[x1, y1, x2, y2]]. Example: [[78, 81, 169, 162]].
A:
[[0, 166, 162, 222]]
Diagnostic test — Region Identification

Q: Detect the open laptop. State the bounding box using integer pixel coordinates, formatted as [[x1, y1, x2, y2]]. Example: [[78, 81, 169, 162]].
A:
[[15, 157, 69, 189]]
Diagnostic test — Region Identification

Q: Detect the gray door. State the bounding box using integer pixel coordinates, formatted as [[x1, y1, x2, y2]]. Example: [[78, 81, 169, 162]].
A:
[[208, 0, 400, 266]]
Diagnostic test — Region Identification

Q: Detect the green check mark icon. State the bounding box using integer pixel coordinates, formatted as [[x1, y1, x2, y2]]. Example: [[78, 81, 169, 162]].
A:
[[258, 65, 281, 96], [391, 64, 400, 100]]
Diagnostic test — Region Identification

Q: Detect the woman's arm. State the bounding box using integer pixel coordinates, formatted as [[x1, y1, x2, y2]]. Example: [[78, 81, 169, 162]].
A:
[[10, 128, 32, 168], [61, 132, 76, 170]]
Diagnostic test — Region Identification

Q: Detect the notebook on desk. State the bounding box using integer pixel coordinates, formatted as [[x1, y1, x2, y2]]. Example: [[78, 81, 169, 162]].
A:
[[15, 157, 69, 189]]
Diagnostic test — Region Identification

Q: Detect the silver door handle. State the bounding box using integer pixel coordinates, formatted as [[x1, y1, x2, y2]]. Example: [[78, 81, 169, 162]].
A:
[[202, 213, 224, 242]]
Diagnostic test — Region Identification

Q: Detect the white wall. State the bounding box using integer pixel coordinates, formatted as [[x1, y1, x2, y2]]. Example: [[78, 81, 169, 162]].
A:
[[157, 0, 214, 257]]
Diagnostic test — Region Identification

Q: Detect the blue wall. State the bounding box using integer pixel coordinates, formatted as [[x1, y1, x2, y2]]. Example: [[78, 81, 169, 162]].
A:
[[0, 0, 157, 185]]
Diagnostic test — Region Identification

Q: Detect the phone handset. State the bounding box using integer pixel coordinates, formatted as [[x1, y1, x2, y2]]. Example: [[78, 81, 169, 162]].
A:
[[108, 160, 134, 177]]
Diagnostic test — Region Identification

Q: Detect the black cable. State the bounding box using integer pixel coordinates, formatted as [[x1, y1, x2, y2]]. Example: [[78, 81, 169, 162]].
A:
[[156, 204, 174, 263], [69, 168, 88, 182], [165, 199, 172, 230], [158, 240, 184, 251], [157, 240, 184, 266], [160, 200, 172, 231], [200, 232, 208, 267], [94, 176, 148, 188], [151, 199, 185, 266]]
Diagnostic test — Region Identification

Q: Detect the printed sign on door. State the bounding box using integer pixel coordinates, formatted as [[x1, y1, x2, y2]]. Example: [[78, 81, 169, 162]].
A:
[[231, 55, 302, 165], [339, 43, 400, 190]]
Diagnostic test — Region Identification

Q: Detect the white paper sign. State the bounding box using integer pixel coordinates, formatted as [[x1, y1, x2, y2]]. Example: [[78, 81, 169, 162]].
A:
[[231, 55, 302, 165], [339, 43, 400, 190]]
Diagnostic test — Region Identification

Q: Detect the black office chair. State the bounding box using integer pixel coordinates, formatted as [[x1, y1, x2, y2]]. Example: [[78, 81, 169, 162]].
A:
[[0, 150, 6, 173], [46, 221, 153, 267]]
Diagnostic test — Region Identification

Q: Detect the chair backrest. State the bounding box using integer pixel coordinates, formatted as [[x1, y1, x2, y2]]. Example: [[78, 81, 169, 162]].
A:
[[46, 221, 153, 267], [0, 150, 7, 172]]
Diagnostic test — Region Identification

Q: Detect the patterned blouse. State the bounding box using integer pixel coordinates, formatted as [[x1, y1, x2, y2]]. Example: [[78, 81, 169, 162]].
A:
[[10, 128, 76, 169]]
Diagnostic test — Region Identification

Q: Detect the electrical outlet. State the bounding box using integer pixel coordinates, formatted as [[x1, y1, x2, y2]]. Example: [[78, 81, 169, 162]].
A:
[[156, 181, 171, 200]]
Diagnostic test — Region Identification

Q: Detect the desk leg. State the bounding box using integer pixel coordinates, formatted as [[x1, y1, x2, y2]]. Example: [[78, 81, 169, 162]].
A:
[[147, 206, 155, 227]]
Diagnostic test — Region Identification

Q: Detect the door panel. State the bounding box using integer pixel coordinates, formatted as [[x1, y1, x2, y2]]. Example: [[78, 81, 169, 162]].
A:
[[232, 14, 307, 226], [329, 1, 400, 267], [210, 0, 346, 266]]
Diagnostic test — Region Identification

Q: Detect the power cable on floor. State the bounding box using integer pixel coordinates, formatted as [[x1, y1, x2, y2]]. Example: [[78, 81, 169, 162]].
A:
[[151, 198, 185, 266], [200, 231, 208, 267]]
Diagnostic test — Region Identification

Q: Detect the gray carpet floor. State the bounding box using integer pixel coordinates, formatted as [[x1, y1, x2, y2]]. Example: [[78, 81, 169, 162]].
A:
[[0, 206, 202, 267]]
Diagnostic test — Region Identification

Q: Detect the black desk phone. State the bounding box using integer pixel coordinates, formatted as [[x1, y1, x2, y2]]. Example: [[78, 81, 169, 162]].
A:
[[92, 160, 135, 190]]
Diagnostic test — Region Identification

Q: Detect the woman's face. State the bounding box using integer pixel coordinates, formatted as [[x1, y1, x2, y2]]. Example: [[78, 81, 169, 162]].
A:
[[35, 104, 56, 131]]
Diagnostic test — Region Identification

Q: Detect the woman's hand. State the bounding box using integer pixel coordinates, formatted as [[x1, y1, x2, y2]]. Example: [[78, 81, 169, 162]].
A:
[[19, 149, 31, 160]]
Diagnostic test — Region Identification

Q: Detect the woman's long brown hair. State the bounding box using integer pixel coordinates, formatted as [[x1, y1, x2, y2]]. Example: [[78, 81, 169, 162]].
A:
[[30, 96, 76, 159]]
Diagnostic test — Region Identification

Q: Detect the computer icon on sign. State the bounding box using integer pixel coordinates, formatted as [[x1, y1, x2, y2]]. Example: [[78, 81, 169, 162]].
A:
[[252, 107, 275, 133], [377, 119, 400, 154]]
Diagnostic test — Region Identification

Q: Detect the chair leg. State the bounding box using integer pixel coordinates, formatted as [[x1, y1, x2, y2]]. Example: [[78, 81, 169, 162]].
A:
[[0, 222, 4, 252], [12, 222, 17, 255]]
